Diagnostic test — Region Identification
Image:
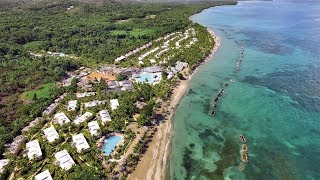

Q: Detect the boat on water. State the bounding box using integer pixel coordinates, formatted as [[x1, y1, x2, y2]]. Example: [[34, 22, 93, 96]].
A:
[[240, 135, 246, 142], [230, 79, 236, 83]]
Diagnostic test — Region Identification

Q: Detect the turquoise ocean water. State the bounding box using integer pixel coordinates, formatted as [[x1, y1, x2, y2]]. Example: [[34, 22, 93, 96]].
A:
[[170, 0, 320, 179]]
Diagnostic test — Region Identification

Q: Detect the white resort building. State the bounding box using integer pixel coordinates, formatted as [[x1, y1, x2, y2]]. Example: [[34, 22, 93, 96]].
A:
[[67, 100, 77, 111], [76, 92, 96, 98], [35, 170, 53, 180], [26, 140, 42, 160], [74, 112, 93, 125], [55, 150, 75, 170], [43, 126, 59, 143], [99, 110, 111, 123], [72, 133, 90, 153], [110, 99, 119, 110], [88, 121, 100, 136], [54, 112, 71, 125], [83, 100, 106, 108], [0, 159, 9, 173]]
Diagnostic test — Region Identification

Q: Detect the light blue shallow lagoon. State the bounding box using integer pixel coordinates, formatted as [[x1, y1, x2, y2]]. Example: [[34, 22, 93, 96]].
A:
[[102, 136, 122, 155], [170, 0, 320, 179]]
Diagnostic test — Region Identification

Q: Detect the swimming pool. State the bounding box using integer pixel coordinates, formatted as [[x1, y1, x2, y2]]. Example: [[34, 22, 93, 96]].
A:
[[134, 72, 161, 84], [102, 135, 122, 155]]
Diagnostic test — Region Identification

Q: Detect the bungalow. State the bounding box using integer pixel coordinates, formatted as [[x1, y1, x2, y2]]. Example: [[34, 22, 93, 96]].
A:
[[54, 93, 66, 103], [67, 100, 77, 111], [88, 121, 100, 136], [143, 66, 162, 73], [0, 159, 9, 173], [83, 100, 106, 108], [42, 103, 58, 116], [5, 135, 25, 155], [76, 92, 96, 98], [107, 81, 118, 89], [110, 99, 119, 110], [21, 117, 41, 133], [54, 112, 71, 125], [43, 126, 59, 143], [99, 110, 111, 123], [121, 68, 141, 78], [115, 55, 126, 62], [118, 80, 133, 91], [26, 140, 42, 160], [149, 59, 156, 64], [74, 112, 93, 125], [175, 61, 188, 72], [72, 133, 90, 153], [138, 47, 159, 61], [55, 150, 75, 170], [35, 170, 53, 180]]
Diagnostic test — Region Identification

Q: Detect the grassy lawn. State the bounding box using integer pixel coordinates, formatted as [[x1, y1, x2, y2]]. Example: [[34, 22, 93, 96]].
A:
[[110, 30, 127, 36], [23, 82, 56, 100], [129, 28, 156, 37]]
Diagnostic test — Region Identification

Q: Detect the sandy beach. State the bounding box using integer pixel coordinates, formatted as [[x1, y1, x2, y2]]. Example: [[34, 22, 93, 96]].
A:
[[128, 29, 221, 180]]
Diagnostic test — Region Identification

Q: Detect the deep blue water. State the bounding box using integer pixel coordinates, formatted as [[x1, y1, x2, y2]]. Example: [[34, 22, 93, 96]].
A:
[[170, 0, 320, 179]]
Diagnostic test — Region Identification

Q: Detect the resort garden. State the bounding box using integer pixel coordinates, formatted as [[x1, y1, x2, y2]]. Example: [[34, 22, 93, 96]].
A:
[[2, 80, 174, 179], [0, 0, 237, 179]]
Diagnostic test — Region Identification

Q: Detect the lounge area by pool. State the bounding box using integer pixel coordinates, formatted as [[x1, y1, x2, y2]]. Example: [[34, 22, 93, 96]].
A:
[[102, 135, 123, 155], [134, 72, 162, 84]]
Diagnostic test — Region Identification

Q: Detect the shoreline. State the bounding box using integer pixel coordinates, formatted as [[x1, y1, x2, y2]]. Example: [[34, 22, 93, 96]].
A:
[[128, 29, 221, 180]]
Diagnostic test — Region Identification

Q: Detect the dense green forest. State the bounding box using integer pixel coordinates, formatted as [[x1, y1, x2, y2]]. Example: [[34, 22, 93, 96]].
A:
[[0, 0, 236, 157]]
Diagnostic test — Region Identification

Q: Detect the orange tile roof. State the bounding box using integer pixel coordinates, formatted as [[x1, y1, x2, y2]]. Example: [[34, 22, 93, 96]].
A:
[[87, 72, 116, 81]]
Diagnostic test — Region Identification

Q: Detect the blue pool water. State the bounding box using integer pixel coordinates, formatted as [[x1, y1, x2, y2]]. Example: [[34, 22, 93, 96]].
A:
[[134, 73, 158, 84], [102, 136, 122, 155], [170, 0, 320, 179]]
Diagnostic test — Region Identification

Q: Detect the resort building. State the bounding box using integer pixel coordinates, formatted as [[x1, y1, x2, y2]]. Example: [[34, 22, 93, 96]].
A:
[[6, 135, 25, 155], [107, 81, 118, 89], [72, 133, 90, 153], [115, 55, 125, 62], [88, 121, 100, 136], [138, 47, 160, 61], [43, 126, 59, 143], [0, 159, 9, 173], [21, 117, 41, 133], [26, 140, 42, 160], [74, 112, 93, 125], [35, 170, 53, 180], [54, 112, 71, 125], [118, 80, 133, 91], [99, 110, 111, 123], [121, 68, 141, 78], [165, 61, 188, 79], [76, 92, 96, 98], [55, 150, 75, 170], [67, 100, 77, 111], [83, 100, 106, 108], [42, 103, 58, 116], [143, 66, 162, 73], [110, 99, 119, 110], [87, 71, 116, 81]]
